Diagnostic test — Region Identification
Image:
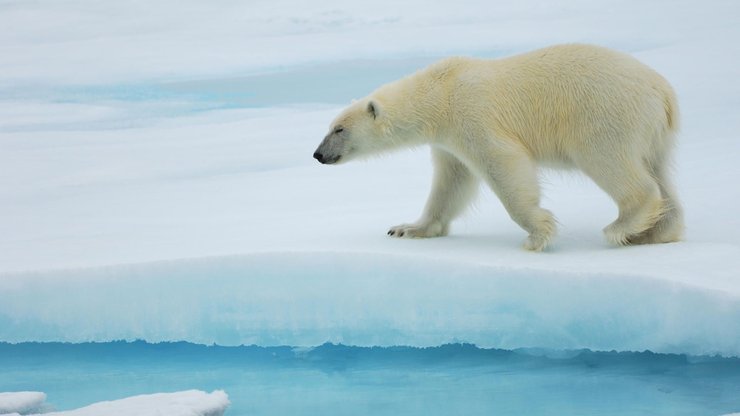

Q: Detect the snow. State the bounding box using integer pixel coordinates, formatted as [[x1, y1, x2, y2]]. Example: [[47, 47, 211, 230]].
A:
[[0, 390, 228, 416], [0, 0, 702, 86], [38, 390, 228, 416], [0, 392, 46, 415], [1, 0, 740, 362]]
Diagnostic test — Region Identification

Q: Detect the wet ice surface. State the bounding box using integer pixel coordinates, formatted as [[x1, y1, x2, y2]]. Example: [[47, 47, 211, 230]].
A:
[[2, 342, 739, 416]]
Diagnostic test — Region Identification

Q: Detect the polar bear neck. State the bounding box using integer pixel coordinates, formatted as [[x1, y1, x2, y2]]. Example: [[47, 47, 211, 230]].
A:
[[370, 60, 464, 144]]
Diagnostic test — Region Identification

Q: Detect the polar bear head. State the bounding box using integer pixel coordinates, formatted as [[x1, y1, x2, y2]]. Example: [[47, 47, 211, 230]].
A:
[[313, 98, 395, 165]]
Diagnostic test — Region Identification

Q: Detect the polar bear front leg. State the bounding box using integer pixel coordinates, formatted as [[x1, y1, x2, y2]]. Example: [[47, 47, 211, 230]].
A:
[[388, 148, 478, 238]]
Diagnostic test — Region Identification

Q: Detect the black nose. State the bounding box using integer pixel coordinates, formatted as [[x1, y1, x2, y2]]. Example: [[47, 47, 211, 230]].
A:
[[313, 151, 324, 163]]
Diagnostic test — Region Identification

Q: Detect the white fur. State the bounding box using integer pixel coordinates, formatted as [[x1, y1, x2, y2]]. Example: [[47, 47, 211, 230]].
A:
[[314, 44, 683, 250]]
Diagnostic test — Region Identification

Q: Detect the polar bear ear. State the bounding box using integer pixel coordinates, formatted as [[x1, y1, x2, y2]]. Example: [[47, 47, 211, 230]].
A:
[[367, 100, 379, 119]]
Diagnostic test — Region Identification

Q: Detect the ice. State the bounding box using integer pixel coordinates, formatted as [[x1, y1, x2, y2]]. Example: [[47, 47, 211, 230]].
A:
[[0, 0, 700, 86], [0, 392, 46, 415], [1, 2, 740, 411], [12, 390, 229, 416], [1, 0, 740, 358], [1, 253, 739, 356], [0, 390, 227, 416], [42, 390, 228, 416]]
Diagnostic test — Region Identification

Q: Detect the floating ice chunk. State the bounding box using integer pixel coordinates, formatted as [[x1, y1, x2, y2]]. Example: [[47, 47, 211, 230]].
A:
[[35, 390, 229, 416], [0, 392, 46, 415]]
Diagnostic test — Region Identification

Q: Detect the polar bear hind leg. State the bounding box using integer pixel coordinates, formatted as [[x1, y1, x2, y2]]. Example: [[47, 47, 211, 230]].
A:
[[577, 150, 666, 246], [629, 154, 684, 244]]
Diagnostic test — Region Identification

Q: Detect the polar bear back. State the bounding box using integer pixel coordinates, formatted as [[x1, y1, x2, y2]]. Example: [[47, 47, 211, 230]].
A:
[[419, 44, 678, 167]]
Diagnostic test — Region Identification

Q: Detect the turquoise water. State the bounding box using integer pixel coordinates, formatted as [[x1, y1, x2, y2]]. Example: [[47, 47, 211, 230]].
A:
[[2, 342, 739, 415]]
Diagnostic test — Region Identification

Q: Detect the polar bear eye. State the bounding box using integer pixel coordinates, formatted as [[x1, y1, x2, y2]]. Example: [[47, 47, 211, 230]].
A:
[[334, 126, 344, 134]]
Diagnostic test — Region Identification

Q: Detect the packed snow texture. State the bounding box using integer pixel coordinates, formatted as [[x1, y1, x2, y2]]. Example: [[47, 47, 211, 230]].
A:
[[0, 392, 46, 415], [0, 390, 228, 416], [1, 0, 740, 356]]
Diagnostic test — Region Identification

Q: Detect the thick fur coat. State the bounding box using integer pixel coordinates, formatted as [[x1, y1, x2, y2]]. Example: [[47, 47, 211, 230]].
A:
[[314, 44, 683, 250]]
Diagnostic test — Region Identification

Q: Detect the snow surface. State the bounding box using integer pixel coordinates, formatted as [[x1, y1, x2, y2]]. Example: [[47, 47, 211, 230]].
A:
[[0, 390, 228, 416], [1, 0, 740, 357], [0, 392, 46, 415]]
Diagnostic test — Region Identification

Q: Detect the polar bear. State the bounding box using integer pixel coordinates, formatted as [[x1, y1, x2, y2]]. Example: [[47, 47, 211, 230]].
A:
[[313, 44, 683, 251]]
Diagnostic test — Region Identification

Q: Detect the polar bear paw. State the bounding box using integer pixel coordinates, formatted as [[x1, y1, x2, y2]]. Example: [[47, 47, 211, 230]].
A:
[[388, 221, 448, 238], [522, 209, 557, 251], [523, 232, 552, 252]]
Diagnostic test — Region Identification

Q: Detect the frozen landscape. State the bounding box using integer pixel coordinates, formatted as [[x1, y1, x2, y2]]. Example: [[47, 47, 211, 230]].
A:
[[1, 0, 739, 414]]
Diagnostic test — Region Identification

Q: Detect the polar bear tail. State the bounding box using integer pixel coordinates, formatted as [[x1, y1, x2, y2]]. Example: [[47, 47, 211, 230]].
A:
[[664, 84, 680, 134]]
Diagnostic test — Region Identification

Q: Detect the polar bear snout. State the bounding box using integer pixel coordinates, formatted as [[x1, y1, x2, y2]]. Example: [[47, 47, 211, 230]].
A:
[[313, 150, 340, 164], [314, 132, 344, 164]]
